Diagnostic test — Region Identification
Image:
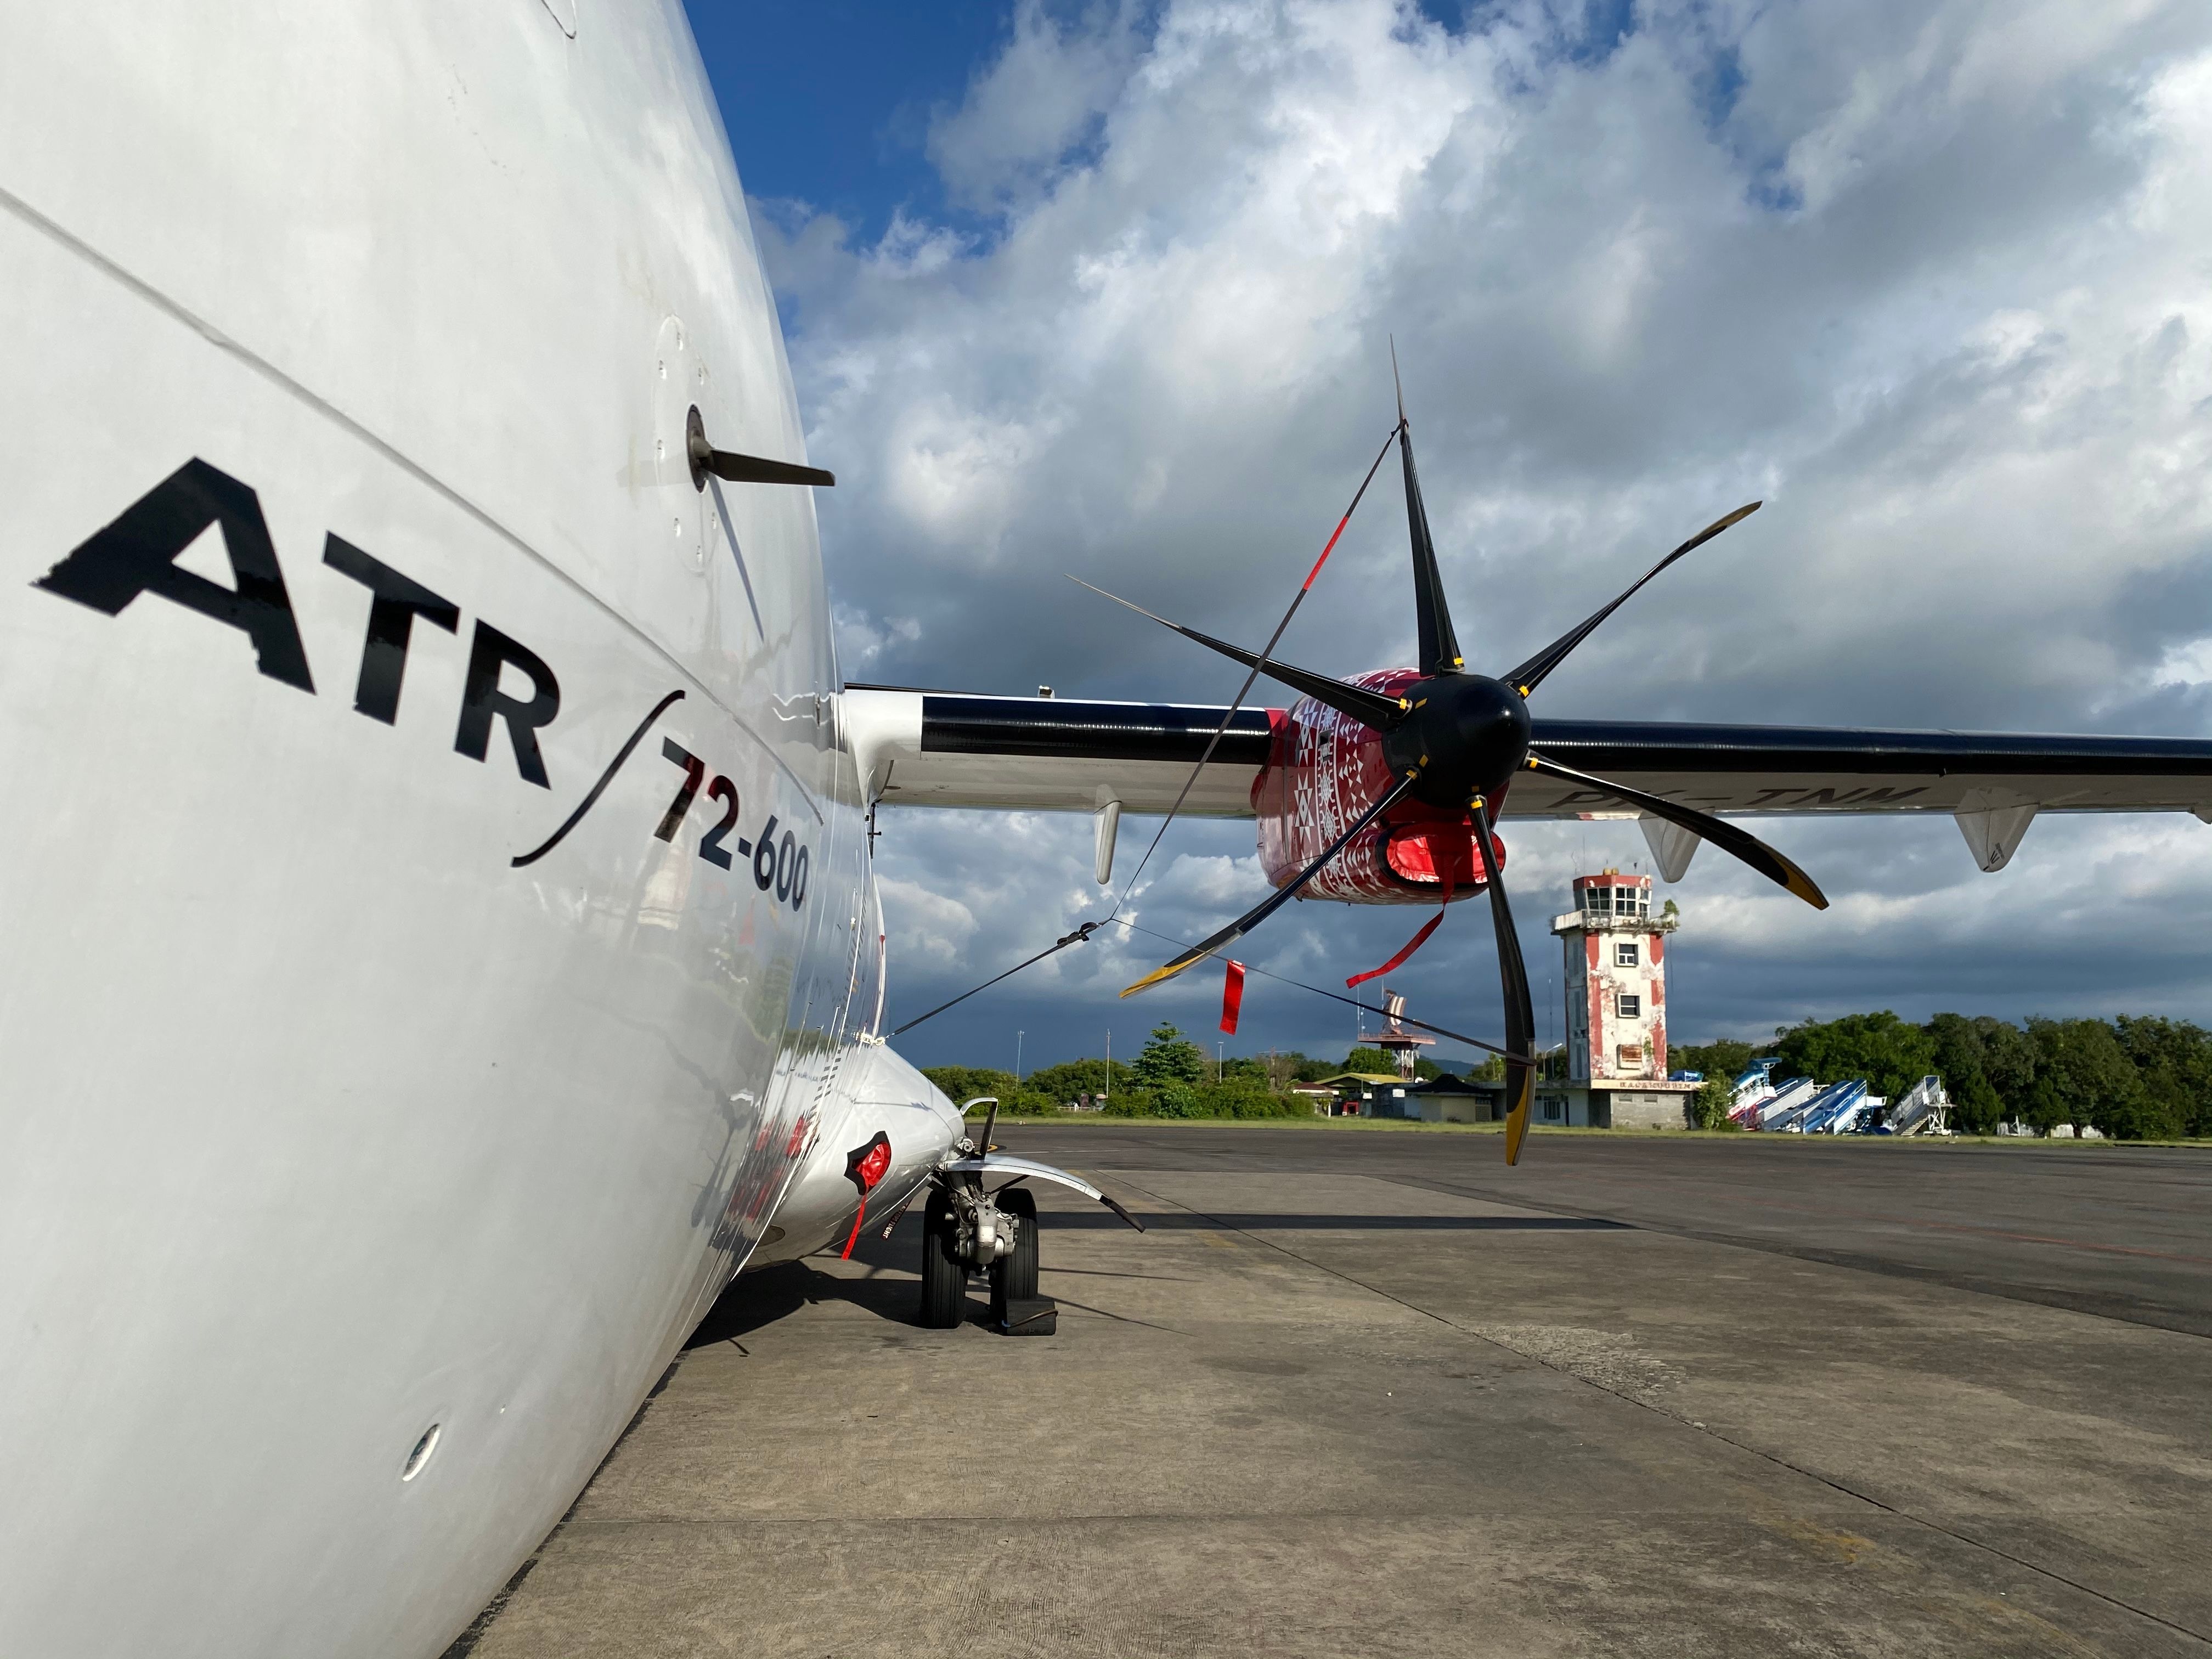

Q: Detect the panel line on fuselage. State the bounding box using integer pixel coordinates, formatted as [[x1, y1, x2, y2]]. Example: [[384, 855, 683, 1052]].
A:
[[0, 178, 823, 823]]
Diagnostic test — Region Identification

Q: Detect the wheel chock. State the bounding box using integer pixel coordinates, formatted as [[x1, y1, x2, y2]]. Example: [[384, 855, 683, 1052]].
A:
[[997, 1296, 1057, 1336]]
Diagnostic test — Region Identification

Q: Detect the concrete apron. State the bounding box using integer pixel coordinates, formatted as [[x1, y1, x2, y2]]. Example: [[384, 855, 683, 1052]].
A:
[[466, 1164, 2210, 1658]]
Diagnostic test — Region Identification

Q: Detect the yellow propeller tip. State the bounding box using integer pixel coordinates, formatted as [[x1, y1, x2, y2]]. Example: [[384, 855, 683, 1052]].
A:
[[1119, 963, 1183, 997]]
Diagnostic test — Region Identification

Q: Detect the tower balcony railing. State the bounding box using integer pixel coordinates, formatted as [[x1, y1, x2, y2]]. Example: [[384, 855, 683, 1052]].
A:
[[1549, 906, 1679, 935]]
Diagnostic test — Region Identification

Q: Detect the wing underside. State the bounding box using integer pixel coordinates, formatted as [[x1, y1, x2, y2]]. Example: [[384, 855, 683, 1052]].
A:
[[845, 686, 1273, 814], [843, 686, 2212, 820]]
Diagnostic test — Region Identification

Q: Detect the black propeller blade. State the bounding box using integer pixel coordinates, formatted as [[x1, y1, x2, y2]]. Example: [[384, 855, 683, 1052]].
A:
[[687, 406, 834, 490], [1069, 578, 1409, 731], [1086, 346, 1801, 1169], [1524, 753, 1827, 909], [1394, 344, 1463, 677], [1469, 794, 1537, 1165], [1121, 772, 1420, 996], [1502, 503, 1759, 696]]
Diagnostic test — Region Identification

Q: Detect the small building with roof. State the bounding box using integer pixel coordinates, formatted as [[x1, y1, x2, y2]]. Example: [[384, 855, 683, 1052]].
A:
[[1310, 1072, 1415, 1117]]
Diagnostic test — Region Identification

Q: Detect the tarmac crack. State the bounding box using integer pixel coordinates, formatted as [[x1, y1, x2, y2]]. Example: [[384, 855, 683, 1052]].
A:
[[1105, 1173, 2212, 1652]]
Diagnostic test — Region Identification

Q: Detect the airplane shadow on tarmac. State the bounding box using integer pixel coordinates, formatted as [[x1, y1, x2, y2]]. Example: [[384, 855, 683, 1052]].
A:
[[684, 1209, 1628, 1347], [685, 1259, 915, 1345], [685, 1212, 974, 1345]]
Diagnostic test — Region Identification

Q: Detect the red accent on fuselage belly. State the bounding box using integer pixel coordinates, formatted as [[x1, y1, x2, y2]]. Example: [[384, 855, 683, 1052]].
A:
[[1252, 669, 1504, 905]]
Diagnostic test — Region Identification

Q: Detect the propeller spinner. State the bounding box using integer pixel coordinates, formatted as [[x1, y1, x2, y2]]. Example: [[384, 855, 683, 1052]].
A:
[[1091, 363, 1825, 1164]]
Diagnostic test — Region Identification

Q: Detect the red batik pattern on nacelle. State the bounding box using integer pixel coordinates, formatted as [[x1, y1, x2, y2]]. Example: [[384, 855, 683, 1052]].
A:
[[1252, 669, 1506, 904]]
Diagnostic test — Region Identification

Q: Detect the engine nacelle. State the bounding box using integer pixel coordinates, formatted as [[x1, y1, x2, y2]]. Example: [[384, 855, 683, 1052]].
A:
[[1254, 670, 1505, 905]]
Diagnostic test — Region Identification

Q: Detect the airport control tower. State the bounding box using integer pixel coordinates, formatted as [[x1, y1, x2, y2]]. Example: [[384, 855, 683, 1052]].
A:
[[1551, 871, 1677, 1084]]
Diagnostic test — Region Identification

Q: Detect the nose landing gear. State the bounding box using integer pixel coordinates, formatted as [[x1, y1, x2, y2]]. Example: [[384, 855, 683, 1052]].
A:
[[916, 1181, 1052, 1334], [915, 1100, 1146, 1333]]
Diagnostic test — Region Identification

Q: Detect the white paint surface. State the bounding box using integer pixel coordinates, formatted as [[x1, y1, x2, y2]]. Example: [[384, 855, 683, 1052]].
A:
[[0, 4, 958, 1653]]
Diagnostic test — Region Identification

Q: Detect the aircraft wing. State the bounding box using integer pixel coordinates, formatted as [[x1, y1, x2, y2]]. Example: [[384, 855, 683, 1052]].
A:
[[1520, 718, 2212, 819], [844, 685, 2212, 823], [844, 686, 1273, 814]]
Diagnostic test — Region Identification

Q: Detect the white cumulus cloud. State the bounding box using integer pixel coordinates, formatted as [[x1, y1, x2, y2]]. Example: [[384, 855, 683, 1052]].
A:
[[748, 0, 2212, 1067]]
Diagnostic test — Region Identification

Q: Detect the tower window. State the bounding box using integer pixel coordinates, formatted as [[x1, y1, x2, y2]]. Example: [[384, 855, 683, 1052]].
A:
[[1616, 993, 1640, 1019], [1615, 941, 1638, 967]]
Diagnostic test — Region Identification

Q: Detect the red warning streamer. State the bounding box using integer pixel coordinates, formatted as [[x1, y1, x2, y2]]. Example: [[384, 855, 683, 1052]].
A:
[[1345, 904, 1448, 989], [1219, 958, 1247, 1035]]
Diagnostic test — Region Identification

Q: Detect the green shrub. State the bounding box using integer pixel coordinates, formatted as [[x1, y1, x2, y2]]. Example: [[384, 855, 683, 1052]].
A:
[[1198, 1083, 1307, 1120], [1688, 1075, 1738, 1130], [1080, 1084, 1313, 1120], [1154, 1084, 1199, 1119], [1024, 1058, 1132, 1102]]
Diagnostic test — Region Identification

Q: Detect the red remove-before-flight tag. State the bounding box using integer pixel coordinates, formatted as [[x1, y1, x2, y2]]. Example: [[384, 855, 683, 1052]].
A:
[[1346, 903, 1448, 989], [1220, 959, 1246, 1034]]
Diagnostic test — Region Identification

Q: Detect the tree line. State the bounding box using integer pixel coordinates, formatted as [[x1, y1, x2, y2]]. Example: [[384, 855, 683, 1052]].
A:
[[1673, 1012, 2212, 1139], [923, 1024, 1455, 1121]]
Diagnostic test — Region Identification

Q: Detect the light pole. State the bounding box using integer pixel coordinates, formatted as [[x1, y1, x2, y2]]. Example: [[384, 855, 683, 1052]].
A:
[[1015, 1030, 1024, 1086], [1103, 1030, 1110, 1103], [1217, 1040, 1225, 1082]]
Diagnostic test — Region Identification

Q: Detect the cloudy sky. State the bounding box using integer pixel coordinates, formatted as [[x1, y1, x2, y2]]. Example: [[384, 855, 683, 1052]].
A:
[[689, 0, 2212, 1074]]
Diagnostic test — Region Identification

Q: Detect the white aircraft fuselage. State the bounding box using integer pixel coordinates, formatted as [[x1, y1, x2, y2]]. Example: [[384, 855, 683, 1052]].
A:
[[0, 4, 960, 1652]]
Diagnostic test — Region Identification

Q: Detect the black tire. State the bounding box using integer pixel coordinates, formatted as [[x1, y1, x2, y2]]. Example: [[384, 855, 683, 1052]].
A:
[[918, 1191, 967, 1329], [990, 1187, 1039, 1321]]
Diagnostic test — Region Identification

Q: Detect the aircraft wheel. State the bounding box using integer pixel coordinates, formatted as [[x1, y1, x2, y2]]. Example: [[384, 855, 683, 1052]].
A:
[[918, 1191, 967, 1329], [989, 1187, 1039, 1319]]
